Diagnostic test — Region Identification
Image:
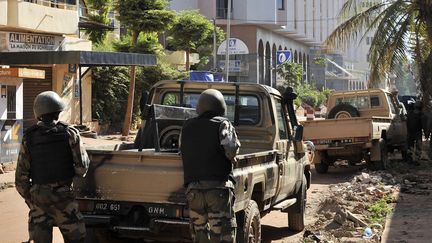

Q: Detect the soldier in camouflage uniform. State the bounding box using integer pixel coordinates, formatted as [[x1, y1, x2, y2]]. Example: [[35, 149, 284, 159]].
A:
[[181, 89, 241, 243], [15, 91, 89, 243]]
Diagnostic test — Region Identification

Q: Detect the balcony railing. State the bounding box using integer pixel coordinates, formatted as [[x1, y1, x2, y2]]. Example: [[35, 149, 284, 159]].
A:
[[23, 0, 77, 11]]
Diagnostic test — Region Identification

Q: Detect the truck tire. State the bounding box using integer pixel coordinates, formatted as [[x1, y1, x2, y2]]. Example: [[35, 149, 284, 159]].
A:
[[327, 104, 360, 119], [314, 162, 329, 174], [236, 200, 261, 243], [369, 139, 388, 170], [288, 176, 306, 231]]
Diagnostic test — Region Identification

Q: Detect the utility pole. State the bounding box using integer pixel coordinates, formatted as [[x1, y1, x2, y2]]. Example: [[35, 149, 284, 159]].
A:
[[225, 0, 231, 82], [213, 18, 217, 70]]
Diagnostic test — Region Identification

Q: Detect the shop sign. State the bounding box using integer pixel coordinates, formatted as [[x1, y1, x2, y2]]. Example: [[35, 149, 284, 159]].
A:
[[217, 38, 249, 55], [0, 31, 64, 52], [219, 60, 242, 72], [0, 120, 22, 163], [0, 68, 45, 79]]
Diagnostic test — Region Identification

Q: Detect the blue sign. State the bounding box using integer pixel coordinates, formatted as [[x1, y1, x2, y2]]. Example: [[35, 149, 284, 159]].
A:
[[276, 50, 292, 65]]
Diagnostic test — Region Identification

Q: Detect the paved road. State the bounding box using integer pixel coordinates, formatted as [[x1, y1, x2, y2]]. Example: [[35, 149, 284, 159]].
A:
[[0, 166, 358, 243]]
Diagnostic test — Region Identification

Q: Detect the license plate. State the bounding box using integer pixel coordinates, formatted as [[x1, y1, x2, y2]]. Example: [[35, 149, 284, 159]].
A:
[[94, 202, 121, 212]]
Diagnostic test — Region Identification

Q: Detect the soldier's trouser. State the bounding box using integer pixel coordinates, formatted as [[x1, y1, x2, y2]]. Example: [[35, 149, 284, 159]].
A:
[[28, 184, 86, 243], [407, 135, 422, 162], [186, 188, 236, 243]]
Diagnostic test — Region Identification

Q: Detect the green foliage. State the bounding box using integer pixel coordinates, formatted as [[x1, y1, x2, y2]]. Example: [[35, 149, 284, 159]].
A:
[[167, 10, 224, 70], [325, 0, 432, 101], [136, 61, 185, 92], [367, 196, 394, 224], [312, 57, 327, 66], [115, 0, 175, 34], [167, 10, 225, 66], [85, 0, 112, 44], [92, 66, 129, 132], [113, 32, 163, 55], [296, 84, 332, 108], [91, 63, 183, 132], [277, 62, 303, 88]]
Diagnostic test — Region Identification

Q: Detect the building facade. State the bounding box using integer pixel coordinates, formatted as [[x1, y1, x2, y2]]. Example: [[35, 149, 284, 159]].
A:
[[0, 0, 92, 162], [169, 0, 371, 91]]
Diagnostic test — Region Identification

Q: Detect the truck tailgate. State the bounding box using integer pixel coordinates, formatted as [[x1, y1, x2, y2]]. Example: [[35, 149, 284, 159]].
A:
[[302, 117, 391, 140], [74, 149, 186, 204]]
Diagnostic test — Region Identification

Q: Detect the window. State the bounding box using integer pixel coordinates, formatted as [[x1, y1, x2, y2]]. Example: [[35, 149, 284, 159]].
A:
[[278, 0, 284, 10], [335, 95, 370, 109], [216, 0, 233, 19], [370, 96, 380, 107], [275, 100, 289, 139], [162, 92, 260, 125], [6, 86, 16, 119]]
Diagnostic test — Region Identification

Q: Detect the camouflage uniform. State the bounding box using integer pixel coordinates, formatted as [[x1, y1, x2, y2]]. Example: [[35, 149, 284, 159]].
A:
[[406, 103, 423, 164], [15, 121, 89, 243], [184, 120, 240, 243]]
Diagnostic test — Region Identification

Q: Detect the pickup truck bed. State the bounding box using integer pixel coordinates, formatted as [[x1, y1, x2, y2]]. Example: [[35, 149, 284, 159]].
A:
[[303, 116, 392, 148]]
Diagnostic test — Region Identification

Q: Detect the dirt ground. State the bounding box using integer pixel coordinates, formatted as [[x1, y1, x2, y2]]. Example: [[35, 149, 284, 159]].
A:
[[0, 163, 358, 243], [1, 136, 431, 242]]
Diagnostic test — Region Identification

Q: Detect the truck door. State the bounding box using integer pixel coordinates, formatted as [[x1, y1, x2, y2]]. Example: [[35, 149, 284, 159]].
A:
[[274, 98, 296, 201]]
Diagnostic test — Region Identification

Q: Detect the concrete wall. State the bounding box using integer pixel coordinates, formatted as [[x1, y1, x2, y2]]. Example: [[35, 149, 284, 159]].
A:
[[169, 0, 198, 11], [245, 0, 276, 24], [0, 0, 7, 26], [7, 0, 78, 35]]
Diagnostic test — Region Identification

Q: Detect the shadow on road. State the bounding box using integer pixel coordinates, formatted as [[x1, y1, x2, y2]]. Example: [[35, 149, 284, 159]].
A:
[[311, 164, 362, 185], [261, 225, 299, 243]]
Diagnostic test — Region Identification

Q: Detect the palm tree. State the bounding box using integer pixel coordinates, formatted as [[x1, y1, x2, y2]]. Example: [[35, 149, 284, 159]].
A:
[[326, 0, 432, 102]]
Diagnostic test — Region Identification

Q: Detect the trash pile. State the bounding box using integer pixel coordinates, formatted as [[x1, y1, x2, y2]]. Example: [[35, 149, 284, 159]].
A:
[[303, 171, 400, 243]]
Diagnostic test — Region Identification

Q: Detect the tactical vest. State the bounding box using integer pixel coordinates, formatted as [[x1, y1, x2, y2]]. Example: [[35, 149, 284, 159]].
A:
[[181, 116, 232, 185], [26, 123, 75, 184]]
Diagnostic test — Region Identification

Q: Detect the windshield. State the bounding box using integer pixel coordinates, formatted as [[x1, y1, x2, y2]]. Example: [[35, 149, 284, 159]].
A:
[[161, 92, 260, 125]]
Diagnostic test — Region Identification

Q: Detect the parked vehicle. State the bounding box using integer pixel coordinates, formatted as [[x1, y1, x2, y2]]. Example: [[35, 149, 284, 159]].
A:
[[75, 81, 312, 242], [303, 89, 407, 173]]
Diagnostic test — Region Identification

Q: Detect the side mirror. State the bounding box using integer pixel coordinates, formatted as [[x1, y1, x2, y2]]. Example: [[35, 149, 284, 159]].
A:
[[293, 125, 304, 142]]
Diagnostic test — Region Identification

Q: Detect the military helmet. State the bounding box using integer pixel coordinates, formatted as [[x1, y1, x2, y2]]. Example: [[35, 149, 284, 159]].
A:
[[196, 89, 227, 116], [33, 91, 65, 118]]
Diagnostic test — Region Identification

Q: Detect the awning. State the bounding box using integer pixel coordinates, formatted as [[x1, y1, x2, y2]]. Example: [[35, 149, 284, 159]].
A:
[[0, 51, 157, 66], [0, 51, 157, 125]]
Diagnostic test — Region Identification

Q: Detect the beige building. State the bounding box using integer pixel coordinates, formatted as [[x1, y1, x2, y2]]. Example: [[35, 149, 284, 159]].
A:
[[0, 0, 93, 128], [169, 0, 372, 90]]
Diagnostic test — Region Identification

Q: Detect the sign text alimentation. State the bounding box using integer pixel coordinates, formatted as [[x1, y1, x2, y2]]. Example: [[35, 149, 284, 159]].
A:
[[7, 32, 58, 51]]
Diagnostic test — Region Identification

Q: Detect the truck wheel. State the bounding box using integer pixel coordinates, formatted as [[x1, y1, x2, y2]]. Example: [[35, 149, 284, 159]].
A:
[[314, 162, 329, 174], [370, 139, 388, 170], [288, 176, 306, 231], [236, 200, 261, 243], [327, 104, 360, 119]]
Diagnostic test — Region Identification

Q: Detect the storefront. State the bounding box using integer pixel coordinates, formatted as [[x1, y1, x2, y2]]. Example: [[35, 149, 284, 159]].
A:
[[0, 68, 45, 163]]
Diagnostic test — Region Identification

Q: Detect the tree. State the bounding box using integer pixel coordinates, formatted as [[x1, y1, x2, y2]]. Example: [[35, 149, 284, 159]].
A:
[[85, 0, 113, 44], [325, 0, 432, 103], [167, 10, 225, 71], [276, 61, 304, 88], [115, 0, 175, 136]]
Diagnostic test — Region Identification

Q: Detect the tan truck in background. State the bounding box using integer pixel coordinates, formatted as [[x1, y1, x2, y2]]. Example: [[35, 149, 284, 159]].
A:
[[303, 89, 407, 173], [75, 81, 312, 242]]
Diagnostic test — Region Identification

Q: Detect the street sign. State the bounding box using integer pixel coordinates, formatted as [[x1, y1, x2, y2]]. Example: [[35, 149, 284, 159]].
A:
[[276, 50, 292, 65], [219, 60, 242, 72]]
